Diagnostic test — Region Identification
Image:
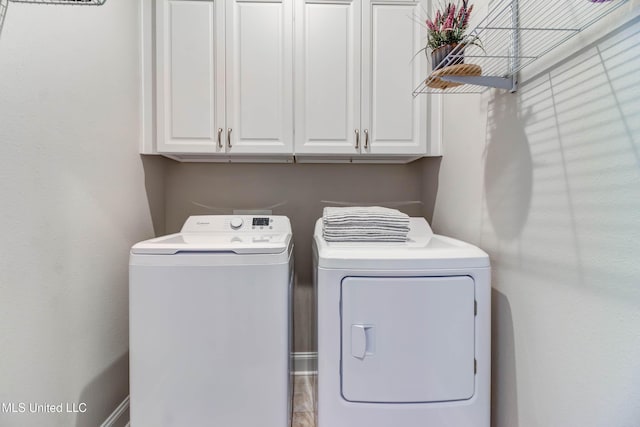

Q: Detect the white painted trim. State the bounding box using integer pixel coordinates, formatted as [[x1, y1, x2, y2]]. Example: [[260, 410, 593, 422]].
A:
[[293, 351, 318, 375], [140, 0, 156, 154], [161, 154, 295, 163], [100, 395, 129, 427], [294, 155, 424, 163]]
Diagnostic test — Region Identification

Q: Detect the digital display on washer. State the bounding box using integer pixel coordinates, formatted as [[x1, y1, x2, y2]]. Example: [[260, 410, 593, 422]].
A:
[[252, 217, 270, 226]]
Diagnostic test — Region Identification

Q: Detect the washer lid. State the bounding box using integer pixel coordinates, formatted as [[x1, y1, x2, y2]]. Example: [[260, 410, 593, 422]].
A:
[[314, 217, 489, 269], [131, 232, 291, 255], [132, 215, 292, 255]]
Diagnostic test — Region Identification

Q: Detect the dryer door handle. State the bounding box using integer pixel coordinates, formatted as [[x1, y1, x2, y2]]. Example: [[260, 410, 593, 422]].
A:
[[351, 324, 374, 360]]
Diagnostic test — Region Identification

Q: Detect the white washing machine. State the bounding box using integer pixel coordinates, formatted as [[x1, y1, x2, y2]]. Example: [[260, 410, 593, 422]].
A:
[[130, 215, 293, 427], [313, 217, 490, 427]]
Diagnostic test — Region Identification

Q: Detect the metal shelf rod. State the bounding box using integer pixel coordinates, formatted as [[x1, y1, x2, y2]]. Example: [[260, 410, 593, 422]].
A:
[[477, 27, 582, 32], [464, 55, 537, 59], [9, 0, 105, 4], [439, 75, 514, 90]]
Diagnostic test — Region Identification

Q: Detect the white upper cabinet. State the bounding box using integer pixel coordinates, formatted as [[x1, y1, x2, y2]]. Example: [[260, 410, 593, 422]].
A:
[[294, 0, 361, 155], [226, 0, 293, 154], [294, 0, 427, 157], [156, 0, 225, 154], [156, 0, 293, 156], [362, 1, 426, 155], [148, 0, 434, 161]]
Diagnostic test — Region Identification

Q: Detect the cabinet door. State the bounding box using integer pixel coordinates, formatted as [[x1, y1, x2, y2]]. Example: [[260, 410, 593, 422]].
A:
[[156, 0, 226, 154], [294, 0, 361, 155], [361, 0, 427, 155], [225, 0, 293, 154]]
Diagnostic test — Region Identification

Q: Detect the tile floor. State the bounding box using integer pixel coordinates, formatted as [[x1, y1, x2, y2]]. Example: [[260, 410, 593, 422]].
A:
[[292, 374, 317, 427]]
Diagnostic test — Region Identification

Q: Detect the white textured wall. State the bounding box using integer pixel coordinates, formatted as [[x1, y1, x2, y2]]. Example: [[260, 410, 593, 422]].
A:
[[0, 1, 161, 426], [431, 9, 640, 427]]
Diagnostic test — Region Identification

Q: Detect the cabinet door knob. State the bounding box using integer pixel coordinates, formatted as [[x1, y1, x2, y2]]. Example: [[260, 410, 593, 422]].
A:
[[227, 128, 232, 148], [364, 129, 369, 149], [355, 129, 360, 149], [217, 128, 223, 149]]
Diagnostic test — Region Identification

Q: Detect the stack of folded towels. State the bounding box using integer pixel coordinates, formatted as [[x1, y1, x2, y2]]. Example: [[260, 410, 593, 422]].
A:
[[322, 206, 410, 242]]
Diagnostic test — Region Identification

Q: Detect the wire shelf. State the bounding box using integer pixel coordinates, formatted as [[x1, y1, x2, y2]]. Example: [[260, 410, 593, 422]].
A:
[[0, 0, 8, 35], [0, 0, 105, 36], [10, 0, 105, 4], [413, 0, 629, 95]]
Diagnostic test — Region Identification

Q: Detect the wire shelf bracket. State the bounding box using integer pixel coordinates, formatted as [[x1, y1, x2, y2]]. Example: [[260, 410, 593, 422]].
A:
[[413, 0, 630, 96], [0, 0, 9, 36], [0, 0, 105, 37], [440, 74, 517, 91], [9, 0, 105, 4]]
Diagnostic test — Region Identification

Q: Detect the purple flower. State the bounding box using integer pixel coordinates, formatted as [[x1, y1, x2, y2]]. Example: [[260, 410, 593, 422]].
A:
[[426, 19, 437, 31], [423, 0, 478, 51], [463, 4, 473, 28]]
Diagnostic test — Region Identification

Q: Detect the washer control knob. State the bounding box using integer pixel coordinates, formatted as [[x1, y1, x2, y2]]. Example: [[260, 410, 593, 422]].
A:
[[230, 217, 244, 230]]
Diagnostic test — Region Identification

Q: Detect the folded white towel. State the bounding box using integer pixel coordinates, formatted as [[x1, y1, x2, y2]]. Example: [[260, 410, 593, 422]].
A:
[[322, 206, 410, 242], [323, 227, 408, 234], [322, 235, 408, 242], [323, 224, 409, 232], [323, 206, 409, 221]]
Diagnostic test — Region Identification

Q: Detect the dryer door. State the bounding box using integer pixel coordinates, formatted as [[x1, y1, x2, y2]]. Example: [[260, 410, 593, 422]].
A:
[[341, 276, 475, 403]]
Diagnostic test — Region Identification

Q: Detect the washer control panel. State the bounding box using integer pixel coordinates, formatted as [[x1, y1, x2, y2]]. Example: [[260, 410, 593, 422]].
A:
[[181, 215, 283, 233]]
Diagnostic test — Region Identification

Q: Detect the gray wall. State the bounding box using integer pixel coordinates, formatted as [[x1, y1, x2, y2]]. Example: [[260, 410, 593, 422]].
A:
[[163, 160, 439, 352], [430, 15, 640, 427], [0, 1, 164, 426]]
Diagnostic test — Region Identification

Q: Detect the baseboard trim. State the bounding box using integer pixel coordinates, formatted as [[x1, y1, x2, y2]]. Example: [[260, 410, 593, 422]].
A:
[[100, 395, 129, 427], [293, 351, 317, 375]]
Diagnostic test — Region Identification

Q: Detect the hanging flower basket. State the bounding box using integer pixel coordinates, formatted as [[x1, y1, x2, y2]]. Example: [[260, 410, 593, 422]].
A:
[[420, 1, 481, 72]]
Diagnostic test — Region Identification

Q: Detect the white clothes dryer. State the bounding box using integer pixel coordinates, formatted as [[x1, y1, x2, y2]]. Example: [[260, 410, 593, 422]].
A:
[[130, 215, 293, 427], [313, 217, 490, 427]]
